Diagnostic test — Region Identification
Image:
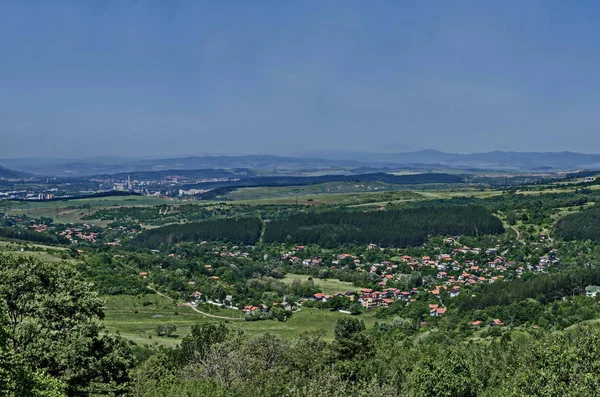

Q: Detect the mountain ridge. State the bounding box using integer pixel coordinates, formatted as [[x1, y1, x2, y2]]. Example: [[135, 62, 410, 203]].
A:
[[2, 150, 600, 177]]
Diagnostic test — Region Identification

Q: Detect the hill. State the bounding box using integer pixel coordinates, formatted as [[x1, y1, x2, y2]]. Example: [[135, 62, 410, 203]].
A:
[[0, 164, 32, 179]]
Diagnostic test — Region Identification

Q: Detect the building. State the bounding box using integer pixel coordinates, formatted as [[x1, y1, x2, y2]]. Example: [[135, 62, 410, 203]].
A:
[[585, 285, 600, 298]]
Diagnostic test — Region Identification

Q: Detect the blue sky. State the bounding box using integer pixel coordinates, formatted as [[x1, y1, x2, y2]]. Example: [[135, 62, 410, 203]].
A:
[[1, 1, 600, 158]]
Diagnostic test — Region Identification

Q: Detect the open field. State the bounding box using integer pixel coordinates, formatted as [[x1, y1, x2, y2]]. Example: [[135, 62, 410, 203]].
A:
[[282, 274, 362, 295], [102, 294, 377, 347], [2, 196, 179, 224], [216, 186, 511, 206], [217, 182, 406, 201], [210, 189, 426, 206], [0, 239, 74, 262]]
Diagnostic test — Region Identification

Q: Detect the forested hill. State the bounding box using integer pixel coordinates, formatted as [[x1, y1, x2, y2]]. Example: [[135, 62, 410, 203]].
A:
[[0, 165, 32, 179], [0, 227, 68, 245], [130, 205, 503, 249], [130, 218, 263, 248], [554, 205, 600, 242], [263, 205, 504, 248]]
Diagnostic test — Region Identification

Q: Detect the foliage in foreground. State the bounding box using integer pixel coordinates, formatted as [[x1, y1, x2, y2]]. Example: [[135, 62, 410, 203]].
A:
[[132, 319, 600, 397], [0, 254, 135, 397]]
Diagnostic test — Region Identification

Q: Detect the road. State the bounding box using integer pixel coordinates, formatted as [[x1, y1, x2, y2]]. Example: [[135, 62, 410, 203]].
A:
[[185, 303, 244, 320]]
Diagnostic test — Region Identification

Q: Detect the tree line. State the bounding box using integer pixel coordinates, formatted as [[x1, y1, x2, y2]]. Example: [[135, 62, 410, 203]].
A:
[[130, 217, 263, 248], [0, 226, 68, 245]]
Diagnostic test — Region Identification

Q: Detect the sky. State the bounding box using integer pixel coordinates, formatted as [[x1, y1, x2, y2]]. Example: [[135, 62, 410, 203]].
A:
[[2, 1, 600, 158]]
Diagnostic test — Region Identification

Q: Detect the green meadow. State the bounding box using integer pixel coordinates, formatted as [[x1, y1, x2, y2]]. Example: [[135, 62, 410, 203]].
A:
[[102, 294, 377, 347]]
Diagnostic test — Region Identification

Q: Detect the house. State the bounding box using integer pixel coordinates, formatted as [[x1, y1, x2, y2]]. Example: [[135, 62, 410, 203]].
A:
[[381, 298, 393, 306], [472, 320, 483, 327], [399, 291, 411, 300], [359, 297, 377, 309], [313, 293, 330, 302], [429, 305, 446, 316], [243, 305, 259, 315], [450, 288, 460, 298], [489, 319, 505, 327], [585, 285, 600, 297]]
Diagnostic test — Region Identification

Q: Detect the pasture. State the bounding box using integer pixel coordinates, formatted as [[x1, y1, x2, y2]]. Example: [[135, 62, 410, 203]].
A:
[[102, 294, 377, 347]]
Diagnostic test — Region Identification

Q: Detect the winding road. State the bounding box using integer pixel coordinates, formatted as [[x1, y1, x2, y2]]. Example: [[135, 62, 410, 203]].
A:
[[184, 302, 244, 321], [511, 226, 521, 240]]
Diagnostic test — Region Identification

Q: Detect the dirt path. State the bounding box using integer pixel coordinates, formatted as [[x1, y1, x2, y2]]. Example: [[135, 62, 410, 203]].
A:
[[511, 226, 521, 240], [147, 285, 244, 321], [185, 303, 244, 320]]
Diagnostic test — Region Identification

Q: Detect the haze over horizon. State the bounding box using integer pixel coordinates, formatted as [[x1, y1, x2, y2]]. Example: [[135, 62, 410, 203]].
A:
[[2, 1, 600, 158]]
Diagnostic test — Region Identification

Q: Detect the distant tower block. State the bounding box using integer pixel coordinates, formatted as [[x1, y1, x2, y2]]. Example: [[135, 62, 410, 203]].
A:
[[127, 175, 132, 190]]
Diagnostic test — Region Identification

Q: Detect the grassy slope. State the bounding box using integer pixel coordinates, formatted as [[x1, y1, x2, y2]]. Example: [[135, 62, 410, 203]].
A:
[[0, 240, 75, 262], [102, 294, 377, 347], [4, 196, 178, 224]]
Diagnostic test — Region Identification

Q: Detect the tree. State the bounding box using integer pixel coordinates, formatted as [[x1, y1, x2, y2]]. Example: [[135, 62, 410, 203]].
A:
[[156, 323, 177, 337], [270, 306, 291, 322], [180, 323, 229, 364], [349, 302, 362, 315], [333, 318, 373, 361], [0, 254, 135, 396]]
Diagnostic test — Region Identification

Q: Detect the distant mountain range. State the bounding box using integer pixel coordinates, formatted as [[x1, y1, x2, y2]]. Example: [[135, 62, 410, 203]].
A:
[[2, 150, 600, 177]]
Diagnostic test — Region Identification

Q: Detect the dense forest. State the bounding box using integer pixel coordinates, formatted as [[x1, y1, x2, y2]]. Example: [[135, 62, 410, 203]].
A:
[[130, 217, 263, 248], [0, 226, 69, 245], [555, 204, 600, 242], [263, 205, 504, 248]]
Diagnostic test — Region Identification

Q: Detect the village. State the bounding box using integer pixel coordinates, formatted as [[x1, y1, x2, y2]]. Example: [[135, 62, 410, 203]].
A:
[[177, 236, 564, 327]]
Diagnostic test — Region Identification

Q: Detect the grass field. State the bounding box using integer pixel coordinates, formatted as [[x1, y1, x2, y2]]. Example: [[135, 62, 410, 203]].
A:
[[281, 274, 361, 295], [214, 189, 426, 206], [102, 294, 377, 347], [0, 239, 73, 262], [217, 182, 404, 201], [3, 196, 178, 224]]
